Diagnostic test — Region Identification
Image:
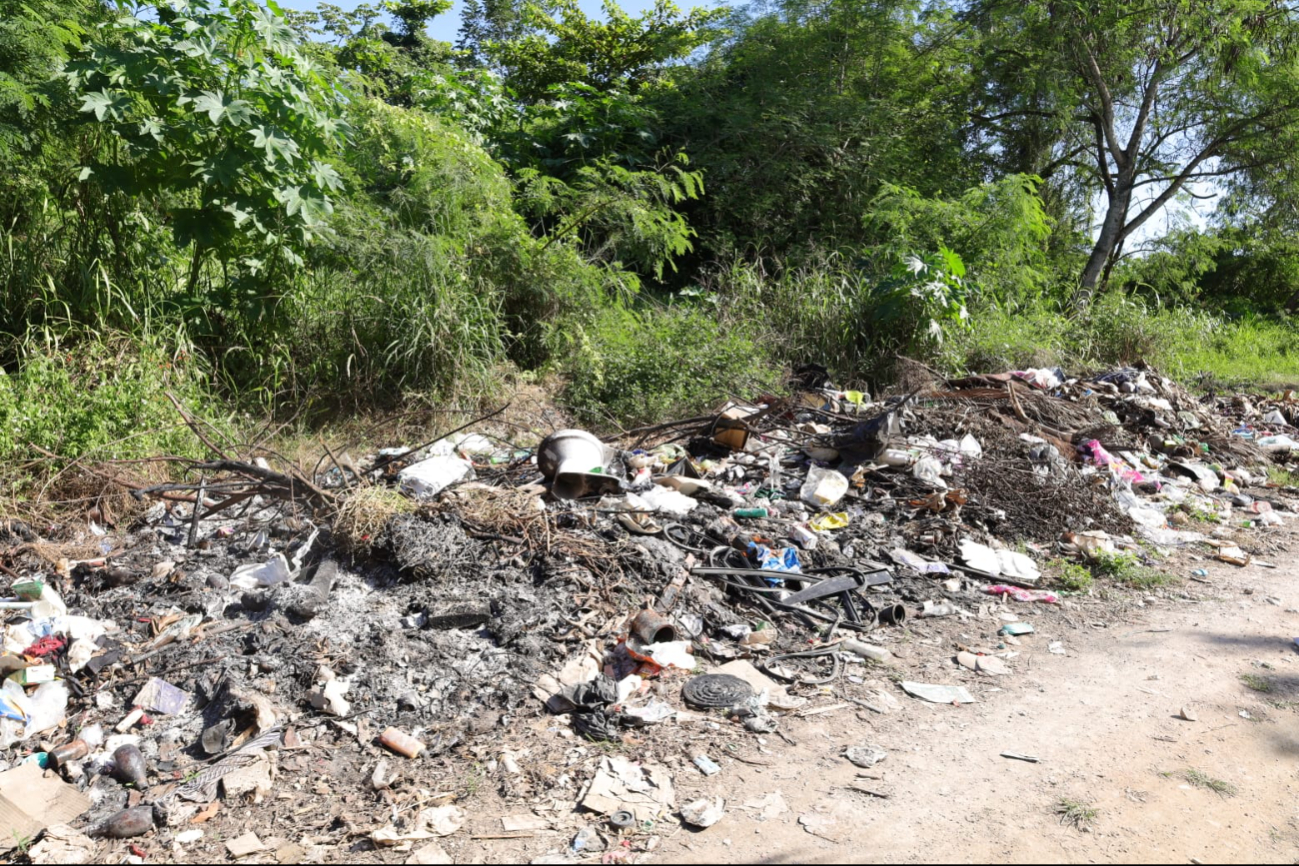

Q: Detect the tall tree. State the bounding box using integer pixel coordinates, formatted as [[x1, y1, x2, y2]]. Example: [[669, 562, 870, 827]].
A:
[[970, 0, 1299, 303], [656, 0, 977, 261], [483, 0, 723, 103]]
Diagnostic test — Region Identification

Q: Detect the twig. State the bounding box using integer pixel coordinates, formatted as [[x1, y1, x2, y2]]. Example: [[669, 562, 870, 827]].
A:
[[166, 391, 234, 460], [187, 477, 205, 549]]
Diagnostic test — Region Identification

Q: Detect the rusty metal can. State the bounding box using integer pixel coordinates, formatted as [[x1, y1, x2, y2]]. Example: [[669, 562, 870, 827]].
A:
[[49, 739, 90, 767], [630, 609, 677, 645]]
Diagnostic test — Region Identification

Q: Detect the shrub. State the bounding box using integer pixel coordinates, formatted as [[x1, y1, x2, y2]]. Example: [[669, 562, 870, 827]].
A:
[[0, 330, 219, 462], [562, 301, 781, 428]]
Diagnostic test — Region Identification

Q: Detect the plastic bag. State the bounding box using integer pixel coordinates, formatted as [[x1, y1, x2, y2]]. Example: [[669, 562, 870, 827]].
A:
[[800, 466, 848, 507], [398, 456, 475, 499], [912, 456, 947, 489]]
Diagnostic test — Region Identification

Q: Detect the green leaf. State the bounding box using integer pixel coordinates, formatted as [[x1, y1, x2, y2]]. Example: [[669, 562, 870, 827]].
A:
[[250, 126, 299, 164], [191, 153, 243, 189], [309, 160, 343, 192], [280, 185, 332, 226], [79, 90, 125, 121], [138, 117, 165, 142]]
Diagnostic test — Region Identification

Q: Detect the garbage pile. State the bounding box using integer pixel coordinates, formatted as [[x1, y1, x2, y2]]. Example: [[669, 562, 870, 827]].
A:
[[0, 361, 1295, 860]]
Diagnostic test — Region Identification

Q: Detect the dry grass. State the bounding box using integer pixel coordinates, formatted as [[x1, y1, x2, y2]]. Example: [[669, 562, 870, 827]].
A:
[[443, 484, 549, 542], [333, 486, 415, 556]]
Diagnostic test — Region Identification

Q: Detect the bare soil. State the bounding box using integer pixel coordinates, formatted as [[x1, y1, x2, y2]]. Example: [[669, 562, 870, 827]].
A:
[[451, 533, 1299, 866]]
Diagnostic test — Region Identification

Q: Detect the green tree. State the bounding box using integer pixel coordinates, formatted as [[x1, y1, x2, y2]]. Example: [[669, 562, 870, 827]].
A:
[[656, 0, 977, 262], [0, 0, 97, 214], [486, 0, 724, 103], [970, 0, 1299, 303], [385, 0, 452, 37], [66, 0, 348, 292]]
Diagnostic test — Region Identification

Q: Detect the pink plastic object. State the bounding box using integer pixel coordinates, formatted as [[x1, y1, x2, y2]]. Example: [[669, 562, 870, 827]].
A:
[[984, 585, 1059, 603], [1078, 439, 1144, 483]]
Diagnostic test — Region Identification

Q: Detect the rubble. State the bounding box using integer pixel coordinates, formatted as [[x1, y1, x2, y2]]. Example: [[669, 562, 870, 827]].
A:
[[0, 361, 1296, 859]]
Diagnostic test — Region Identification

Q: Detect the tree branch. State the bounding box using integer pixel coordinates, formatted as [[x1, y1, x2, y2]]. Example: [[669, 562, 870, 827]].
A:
[[1125, 59, 1164, 163], [1116, 146, 1218, 244], [1078, 43, 1127, 166]]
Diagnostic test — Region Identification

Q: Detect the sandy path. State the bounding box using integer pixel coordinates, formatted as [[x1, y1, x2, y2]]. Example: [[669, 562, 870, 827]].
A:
[[655, 538, 1299, 864]]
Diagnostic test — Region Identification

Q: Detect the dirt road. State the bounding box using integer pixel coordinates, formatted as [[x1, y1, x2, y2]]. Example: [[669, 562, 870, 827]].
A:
[[644, 541, 1299, 864]]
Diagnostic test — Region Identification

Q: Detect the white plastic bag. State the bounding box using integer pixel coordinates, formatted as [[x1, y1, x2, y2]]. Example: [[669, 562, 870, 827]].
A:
[[912, 455, 947, 489], [800, 466, 849, 507], [398, 456, 475, 499]]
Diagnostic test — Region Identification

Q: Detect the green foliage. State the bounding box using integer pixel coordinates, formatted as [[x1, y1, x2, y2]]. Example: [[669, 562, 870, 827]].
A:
[[1240, 673, 1272, 693], [1179, 768, 1237, 797], [1056, 798, 1098, 832], [518, 154, 703, 279], [865, 176, 1055, 306], [66, 0, 347, 283], [486, 0, 723, 103], [970, 0, 1299, 296], [410, 66, 510, 143], [8, 0, 1299, 450], [506, 82, 660, 176], [1091, 551, 1174, 589], [1267, 466, 1299, 488], [0, 0, 93, 184], [865, 248, 971, 356], [384, 0, 452, 36], [0, 330, 216, 462], [940, 303, 1074, 373], [562, 302, 780, 428], [1049, 558, 1093, 593], [658, 0, 977, 262]]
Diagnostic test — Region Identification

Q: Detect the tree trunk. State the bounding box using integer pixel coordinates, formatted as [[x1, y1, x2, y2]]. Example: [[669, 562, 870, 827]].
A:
[[1076, 179, 1132, 308]]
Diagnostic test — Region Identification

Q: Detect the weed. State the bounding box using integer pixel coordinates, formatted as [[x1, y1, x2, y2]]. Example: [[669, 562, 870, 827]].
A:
[[1182, 768, 1237, 797], [1240, 673, 1273, 693], [1090, 552, 1175, 588], [1049, 558, 1093, 592], [1178, 502, 1221, 524], [1056, 798, 1098, 831], [333, 486, 415, 556], [12, 832, 31, 855], [1091, 551, 1139, 580], [463, 763, 485, 797], [562, 302, 781, 428], [1267, 466, 1299, 488]]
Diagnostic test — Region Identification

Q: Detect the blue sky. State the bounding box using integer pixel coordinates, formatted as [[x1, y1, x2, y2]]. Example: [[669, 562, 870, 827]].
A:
[[275, 0, 660, 43]]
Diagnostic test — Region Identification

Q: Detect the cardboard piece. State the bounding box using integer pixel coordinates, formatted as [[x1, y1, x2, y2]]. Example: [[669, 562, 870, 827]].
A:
[[226, 831, 266, 858], [27, 823, 96, 864], [578, 756, 674, 824], [0, 764, 92, 853]]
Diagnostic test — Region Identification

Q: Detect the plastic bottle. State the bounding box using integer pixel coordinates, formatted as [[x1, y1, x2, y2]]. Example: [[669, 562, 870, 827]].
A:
[[840, 640, 892, 664]]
